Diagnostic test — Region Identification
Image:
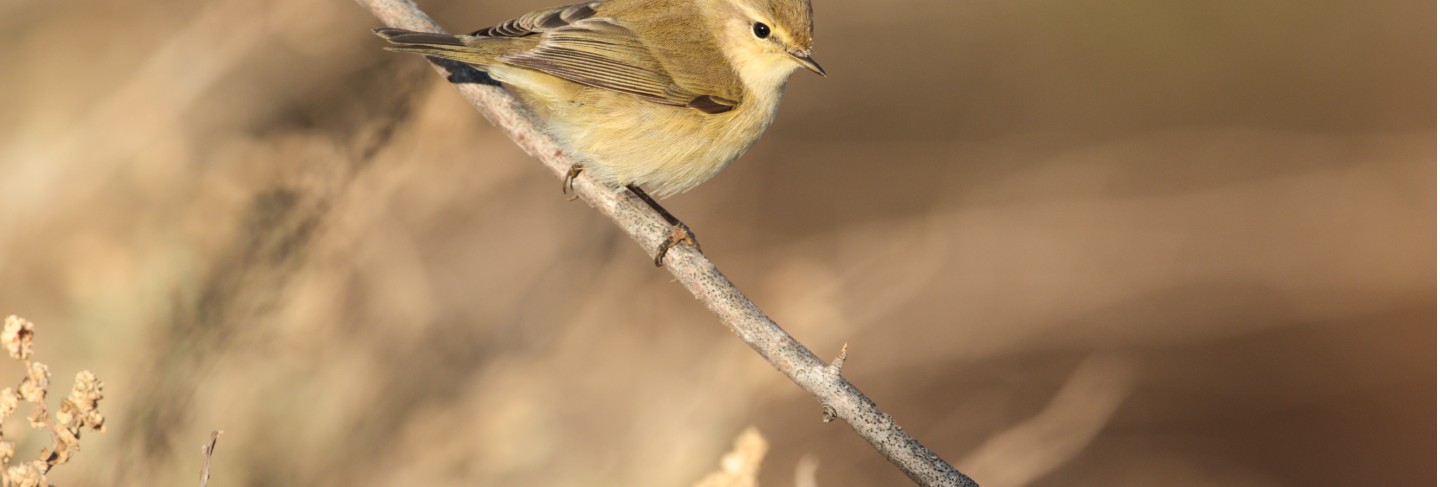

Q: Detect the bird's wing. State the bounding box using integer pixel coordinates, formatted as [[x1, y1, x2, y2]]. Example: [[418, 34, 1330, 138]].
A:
[[468, 2, 604, 38], [471, 2, 741, 113]]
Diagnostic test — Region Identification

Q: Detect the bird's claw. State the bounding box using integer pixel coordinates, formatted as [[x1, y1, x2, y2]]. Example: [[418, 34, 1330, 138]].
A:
[[654, 223, 700, 267], [562, 163, 584, 201]]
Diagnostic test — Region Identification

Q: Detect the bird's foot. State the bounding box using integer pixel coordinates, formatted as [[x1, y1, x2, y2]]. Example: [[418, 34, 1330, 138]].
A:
[[562, 163, 584, 201], [654, 222, 701, 267]]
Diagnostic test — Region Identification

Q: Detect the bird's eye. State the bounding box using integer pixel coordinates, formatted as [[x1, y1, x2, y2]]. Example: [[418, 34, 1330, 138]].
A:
[[752, 22, 771, 39]]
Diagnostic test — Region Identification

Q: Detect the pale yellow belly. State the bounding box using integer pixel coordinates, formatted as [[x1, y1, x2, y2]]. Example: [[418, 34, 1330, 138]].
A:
[[491, 66, 778, 198]]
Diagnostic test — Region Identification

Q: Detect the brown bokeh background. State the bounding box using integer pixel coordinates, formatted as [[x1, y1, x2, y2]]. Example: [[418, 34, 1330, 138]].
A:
[[0, 0, 1433, 485]]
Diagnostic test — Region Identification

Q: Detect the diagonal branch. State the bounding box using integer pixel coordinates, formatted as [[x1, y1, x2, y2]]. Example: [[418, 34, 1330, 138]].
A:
[[353, 1, 979, 485]]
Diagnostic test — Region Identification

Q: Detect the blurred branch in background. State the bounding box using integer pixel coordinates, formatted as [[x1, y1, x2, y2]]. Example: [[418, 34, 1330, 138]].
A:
[[961, 354, 1137, 486], [355, 0, 979, 485], [0, 0, 264, 255]]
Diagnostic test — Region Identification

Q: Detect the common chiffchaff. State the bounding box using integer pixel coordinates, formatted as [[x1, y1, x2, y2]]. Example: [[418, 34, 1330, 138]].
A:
[[375, 0, 822, 263]]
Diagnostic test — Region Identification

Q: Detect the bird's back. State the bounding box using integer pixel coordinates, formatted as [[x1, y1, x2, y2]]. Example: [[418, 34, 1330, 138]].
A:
[[593, 0, 746, 104]]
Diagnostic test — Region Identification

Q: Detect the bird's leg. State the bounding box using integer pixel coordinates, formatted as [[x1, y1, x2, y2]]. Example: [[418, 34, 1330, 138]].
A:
[[562, 163, 584, 201], [626, 184, 701, 267]]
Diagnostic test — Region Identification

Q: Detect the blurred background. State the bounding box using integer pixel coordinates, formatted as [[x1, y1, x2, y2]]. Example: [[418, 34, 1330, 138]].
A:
[[0, 0, 1433, 485]]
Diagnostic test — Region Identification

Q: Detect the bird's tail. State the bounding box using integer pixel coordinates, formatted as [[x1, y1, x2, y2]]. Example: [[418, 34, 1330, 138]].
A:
[[373, 28, 500, 66]]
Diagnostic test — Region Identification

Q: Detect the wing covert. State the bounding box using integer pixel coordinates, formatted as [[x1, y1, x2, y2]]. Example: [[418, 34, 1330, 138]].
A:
[[500, 19, 697, 106], [469, 2, 603, 38], [472, 2, 740, 112]]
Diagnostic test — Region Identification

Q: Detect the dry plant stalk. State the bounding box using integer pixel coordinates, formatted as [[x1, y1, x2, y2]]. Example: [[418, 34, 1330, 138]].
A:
[[199, 430, 222, 487], [691, 427, 768, 487], [0, 316, 106, 487], [353, 1, 979, 485]]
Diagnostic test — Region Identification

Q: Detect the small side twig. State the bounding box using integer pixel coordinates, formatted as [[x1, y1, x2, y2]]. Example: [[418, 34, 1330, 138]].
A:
[[199, 430, 222, 487], [352, 1, 978, 486], [830, 343, 850, 372]]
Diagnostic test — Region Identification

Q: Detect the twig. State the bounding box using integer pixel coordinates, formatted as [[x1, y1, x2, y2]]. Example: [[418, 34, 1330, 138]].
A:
[[199, 430, 222, 487], [352, 1, 979, 485]]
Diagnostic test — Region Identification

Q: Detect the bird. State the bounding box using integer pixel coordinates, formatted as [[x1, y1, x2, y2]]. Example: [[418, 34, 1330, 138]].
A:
[[374, 0, 823, 265]]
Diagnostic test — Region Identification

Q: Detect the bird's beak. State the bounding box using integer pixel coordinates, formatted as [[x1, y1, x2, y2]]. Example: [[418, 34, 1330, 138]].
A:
[[790, 51, 827, 77]]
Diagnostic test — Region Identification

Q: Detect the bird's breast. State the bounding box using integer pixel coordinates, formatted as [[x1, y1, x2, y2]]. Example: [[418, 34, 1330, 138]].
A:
[[539, 85, 786, 197]]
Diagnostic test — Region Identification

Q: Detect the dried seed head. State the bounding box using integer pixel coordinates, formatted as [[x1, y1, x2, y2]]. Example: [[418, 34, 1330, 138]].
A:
[[0, 389, 18, 425], [18, 362, 48, 404], [4, 460, 45, 487], [0, 316, 107, 477], [0, 440, 13, 465], [1, 317, 34, 361], [59, 371, 105, 432]]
